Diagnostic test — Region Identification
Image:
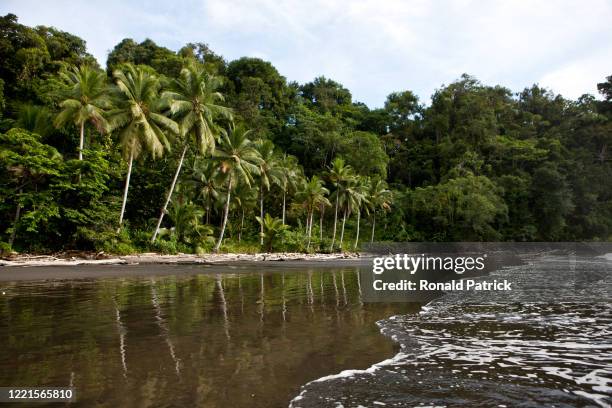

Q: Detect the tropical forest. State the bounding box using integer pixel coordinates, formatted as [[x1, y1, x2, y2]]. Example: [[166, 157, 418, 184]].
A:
[[1, 13, 611, 255]]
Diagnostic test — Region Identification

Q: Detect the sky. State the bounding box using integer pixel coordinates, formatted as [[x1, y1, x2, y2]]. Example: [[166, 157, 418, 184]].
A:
[[2, 0, 611, 108]]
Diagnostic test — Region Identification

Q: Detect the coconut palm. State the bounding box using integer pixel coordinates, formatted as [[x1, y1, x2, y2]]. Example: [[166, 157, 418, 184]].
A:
[[16, 105, 54, 138], [231, 181, 257, 242], [151, 64, 232, 242], [212, 125, 261, 252], [55, 65, 111, 160], [352, 176, 371, 250], [189, 158, 220, 225], [338, 175, 362, 248], [295, 175, 330, 250], [253, 139, 283, 245], [256, 214, 288, 252], [326, 157, 354, 251], [278, 154, 302, 225], [368, 179, 392, 242], [108, 64, 178, 231]]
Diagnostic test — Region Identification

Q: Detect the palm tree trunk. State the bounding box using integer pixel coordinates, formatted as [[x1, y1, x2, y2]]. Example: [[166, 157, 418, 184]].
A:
[[370, 213, 376, 243], [353, 209, 361, 250], [239, 208, 245, 242], [319, 203, 324, 242], [282, 190, 286, 225], [214, 175, 232, 252], [152, 145, 188, 242], [339, 208, 347, 247], [78, 122, 84, 161], [259, 185, 264, 245], [330, 192, 339, 251], [206, 202, 210, 225], [306, 209, 314, 250], [117, 150, 134, 232], [151, 144, 187, 243], [8, 188, 22, 248]]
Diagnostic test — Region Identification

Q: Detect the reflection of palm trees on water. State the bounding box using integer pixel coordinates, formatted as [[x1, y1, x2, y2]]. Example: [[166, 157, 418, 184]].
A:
[[215, 274, 231, 340], [113, 297, 128, 379], [282, 271, 287, 323], [258, 272, 265, 323], [150, 280, 181, 377], [307, 271, 315, 313]]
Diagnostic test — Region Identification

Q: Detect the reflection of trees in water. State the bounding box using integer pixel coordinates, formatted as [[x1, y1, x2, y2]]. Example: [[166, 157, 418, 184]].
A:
[[332, 271, 340, 307], [214, 274, 230, 340], [307, 271, 314, 313], [258, 272, 265, 323], [150, 280, 181, 377], [238, 275, 244, 315], [282, 271, 287, 323], [113, 297, 128, 379], [341, 270, 348, 305], [356, 269, 363, 307], [0, 268, 418, 408]]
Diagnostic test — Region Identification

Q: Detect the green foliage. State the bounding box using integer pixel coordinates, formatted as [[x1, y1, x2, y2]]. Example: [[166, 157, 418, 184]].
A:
[[256, 214, 289, 251], [1, 14, 611, 255], [107, 38, 184, 77], [163, 197, 215, 247], [408, 174, 507, 241], [339, 131, 388, 177]]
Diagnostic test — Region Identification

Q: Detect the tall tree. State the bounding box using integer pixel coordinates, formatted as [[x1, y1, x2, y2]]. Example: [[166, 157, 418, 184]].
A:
[[326, 157, 354, 251], [367, 179, 392, 242], [189, 158, 220, 225], [253, 139, 283, 245], [212, 125, 261, 252], [151, 63, 231, 242], [278, 154, 301, 225], [352, 177, 370, 250], [231, 180, 257, 242], [54, 65, 111, 160], [108, 64, 177, 231], [295, 175, 330, 250]]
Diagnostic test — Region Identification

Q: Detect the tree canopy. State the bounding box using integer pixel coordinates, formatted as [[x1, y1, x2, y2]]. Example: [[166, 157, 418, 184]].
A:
[[1, 14, 611, 255]]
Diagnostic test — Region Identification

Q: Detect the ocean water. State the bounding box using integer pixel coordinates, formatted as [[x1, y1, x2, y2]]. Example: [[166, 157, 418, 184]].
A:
[[291, 254, 612, 408]]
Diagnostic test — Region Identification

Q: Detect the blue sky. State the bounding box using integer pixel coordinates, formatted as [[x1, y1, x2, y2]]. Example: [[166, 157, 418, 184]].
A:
[[2, 0, 611, 108]]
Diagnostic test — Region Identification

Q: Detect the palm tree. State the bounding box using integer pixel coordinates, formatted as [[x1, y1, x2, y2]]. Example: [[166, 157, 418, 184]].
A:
[[189, 158, 220, 225], [295, 175, 330, 250], [253, 139, 283, 245], [212, 125, 261, 252], [231, 181, 257, 242], [352, 177, 371, 250], [108, 64, 178, 231], [158, 190, 215, 248], [278, 154, 301, 225], [151, 64, 232, 242], [16, 105, 54, 138], [368, 179, 392, 242], [55, 65, 111, 160], [256, 214, 288, 252], [326, 157, 354, 251], [338, 175, 362, 248]]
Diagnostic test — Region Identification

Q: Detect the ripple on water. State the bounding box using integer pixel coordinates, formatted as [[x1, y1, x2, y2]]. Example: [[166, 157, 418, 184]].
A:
[[291, 255, 612, 408]]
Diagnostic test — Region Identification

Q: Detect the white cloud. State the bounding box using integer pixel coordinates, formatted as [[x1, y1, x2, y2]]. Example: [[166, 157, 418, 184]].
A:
[[1, 0, 611, 106]]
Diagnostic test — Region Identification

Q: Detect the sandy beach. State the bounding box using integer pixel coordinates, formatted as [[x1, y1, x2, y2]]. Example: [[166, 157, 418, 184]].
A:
[[0, 252, 365, 281]]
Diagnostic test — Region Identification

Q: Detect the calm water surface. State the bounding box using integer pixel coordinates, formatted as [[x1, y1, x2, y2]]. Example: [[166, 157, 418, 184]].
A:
[[0, 264, 417, 407]]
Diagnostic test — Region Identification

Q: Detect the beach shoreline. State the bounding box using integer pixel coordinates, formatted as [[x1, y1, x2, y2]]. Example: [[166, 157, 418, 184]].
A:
[[0, 251, 360, 266], [0, 252, 366, 281]]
